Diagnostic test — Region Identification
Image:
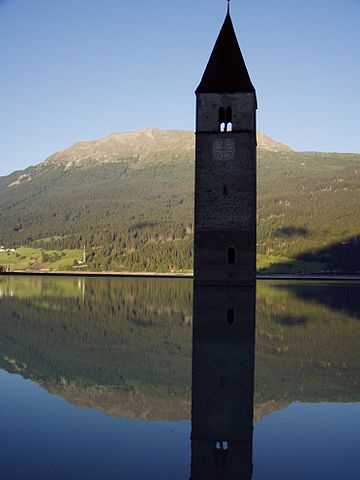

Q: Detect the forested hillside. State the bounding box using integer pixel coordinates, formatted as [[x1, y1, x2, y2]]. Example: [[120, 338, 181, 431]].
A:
[[1, 128, 359, 273]]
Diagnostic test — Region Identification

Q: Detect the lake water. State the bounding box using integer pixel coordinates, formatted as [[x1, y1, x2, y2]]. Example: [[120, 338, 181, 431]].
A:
[[1, 276, 360, 479]]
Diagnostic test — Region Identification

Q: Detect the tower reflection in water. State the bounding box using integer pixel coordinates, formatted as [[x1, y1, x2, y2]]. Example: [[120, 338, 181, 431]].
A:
[[191, 287, 255, 480]]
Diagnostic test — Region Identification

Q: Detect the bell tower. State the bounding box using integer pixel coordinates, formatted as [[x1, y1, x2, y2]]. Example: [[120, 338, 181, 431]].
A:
[[194, 6, 257, 286]]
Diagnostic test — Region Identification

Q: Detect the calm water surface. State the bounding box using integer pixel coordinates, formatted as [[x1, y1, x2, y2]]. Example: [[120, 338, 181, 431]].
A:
[[0, 276, 360, 479]]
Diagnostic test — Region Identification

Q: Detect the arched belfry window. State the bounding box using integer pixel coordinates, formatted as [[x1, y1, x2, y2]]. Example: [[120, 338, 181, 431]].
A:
[[226, 106, 232, 132], [219, 106, 233, 132], [227, 309, 235, 325], [227, 247, 236, 264], [219, 107, 225, 132]]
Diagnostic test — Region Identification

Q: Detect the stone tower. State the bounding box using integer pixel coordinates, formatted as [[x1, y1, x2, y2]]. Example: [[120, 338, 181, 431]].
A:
[[194, 9, 257, 286]]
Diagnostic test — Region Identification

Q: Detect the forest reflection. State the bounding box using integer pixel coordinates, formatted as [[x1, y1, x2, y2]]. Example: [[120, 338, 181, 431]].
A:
[[1, 276, 360, 422]]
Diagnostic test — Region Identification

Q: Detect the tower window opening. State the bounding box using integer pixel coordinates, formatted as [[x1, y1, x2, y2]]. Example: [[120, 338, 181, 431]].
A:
[[225, 107, 232, 132], [227, 309, 235, 325], [218, 107, 225, 131], [214, 440, 229, 467], [226, 106, 232, 122], [215, 441, 229, 451], [227, 247, 236, 264], [219, 107, 233, 132], [223, 185, 228, 196]]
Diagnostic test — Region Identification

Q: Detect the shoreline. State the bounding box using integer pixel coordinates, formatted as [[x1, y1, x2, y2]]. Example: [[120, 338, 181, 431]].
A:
[[1, 271, 360, 282], [0, 270, 193, 279]]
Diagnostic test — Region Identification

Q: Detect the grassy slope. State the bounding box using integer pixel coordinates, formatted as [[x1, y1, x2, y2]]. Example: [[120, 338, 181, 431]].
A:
[[0, 247, 82, 271]]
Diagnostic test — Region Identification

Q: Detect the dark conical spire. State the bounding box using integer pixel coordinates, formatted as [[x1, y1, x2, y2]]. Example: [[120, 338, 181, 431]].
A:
[[196, 12, 255, 94]]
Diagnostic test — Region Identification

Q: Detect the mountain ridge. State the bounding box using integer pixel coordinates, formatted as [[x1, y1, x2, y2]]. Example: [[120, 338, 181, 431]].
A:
[[4, 128, 292, 183]]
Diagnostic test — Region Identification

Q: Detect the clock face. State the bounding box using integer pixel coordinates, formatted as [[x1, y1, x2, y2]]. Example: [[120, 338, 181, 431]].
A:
[[212, 138, 235, 161]]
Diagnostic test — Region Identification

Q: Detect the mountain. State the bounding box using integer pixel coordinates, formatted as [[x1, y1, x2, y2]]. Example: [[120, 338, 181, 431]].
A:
[[4, 128, 291, 182], [1, 128, 360, 273], [41, 128, 292, 169], [42, 129, 196, 169]]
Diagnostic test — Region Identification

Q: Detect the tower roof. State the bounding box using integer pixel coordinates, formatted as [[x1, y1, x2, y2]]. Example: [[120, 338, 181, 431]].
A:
[[196, 12, 255, 94]]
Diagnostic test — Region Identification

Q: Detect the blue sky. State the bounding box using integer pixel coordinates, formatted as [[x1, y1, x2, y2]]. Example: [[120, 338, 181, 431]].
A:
[[0, 0, 359, 176]]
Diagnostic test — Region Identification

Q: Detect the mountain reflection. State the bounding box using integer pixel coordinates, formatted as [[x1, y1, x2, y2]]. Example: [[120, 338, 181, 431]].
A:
[[1, 276, 360, 422], [191, 286, 255, 479], [0, 276, 193, 420]]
